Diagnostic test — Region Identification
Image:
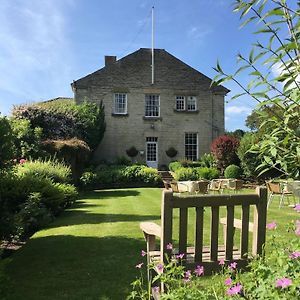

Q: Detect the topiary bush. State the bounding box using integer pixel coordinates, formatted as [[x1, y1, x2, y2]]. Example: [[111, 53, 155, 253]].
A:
[[126, 146, 139, 158], [165, 147, 178, 158], [224, 164, 243, 179]]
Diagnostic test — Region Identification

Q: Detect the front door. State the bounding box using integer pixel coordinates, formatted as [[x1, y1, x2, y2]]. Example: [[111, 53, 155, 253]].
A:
[[146, 137, 158, 168]]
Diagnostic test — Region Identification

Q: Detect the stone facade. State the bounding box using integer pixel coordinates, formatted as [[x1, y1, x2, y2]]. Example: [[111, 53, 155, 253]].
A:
[[72, 48, 229, 167]]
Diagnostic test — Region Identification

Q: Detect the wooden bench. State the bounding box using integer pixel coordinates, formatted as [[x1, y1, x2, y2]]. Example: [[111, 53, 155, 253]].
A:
[[140, 186, 267, 276]]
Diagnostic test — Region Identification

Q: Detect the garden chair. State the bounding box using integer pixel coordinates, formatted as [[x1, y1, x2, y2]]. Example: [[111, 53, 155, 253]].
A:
[[208, 179, 221, 193], [140, 186, 267, 286], [266, 181, 293, 208], [196, 180, 210, 194]]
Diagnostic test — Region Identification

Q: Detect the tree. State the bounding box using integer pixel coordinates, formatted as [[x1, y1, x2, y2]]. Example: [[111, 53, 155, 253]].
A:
[[214, 0, 300, 178]]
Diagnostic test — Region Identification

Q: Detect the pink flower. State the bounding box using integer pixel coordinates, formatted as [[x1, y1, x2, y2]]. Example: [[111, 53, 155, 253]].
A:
[[166, 243, 173, 250], [219, 258, 225, 265], [229, 262, 237, 270], [19, 159, 26, 164], [194, 265, 204, 276], [141, 250, 146, 257], [157, 263, 164, 273], [226, 283, 242, 296], [135, 262, 143, 269], [183, 270, 192, 282], [153, 286, 160, 293], [175, 253, 185, 259], [294, 204, 300, 211], [276, 278, 292, 288], [289, 251, 300, 259], [295, 227, 300, 236], [266, 221, 277, 230], [224, 277, 232, 286]]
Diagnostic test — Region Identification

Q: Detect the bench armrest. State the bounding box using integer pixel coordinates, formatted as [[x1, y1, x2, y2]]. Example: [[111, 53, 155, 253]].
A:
[[140, 222, 161, 238], [220, 217, 254, 232]]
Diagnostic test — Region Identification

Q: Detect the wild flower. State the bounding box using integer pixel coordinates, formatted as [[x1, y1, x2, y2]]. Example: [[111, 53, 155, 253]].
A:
[[157, 263, 164, 273], [19, 158, 27, 164], [224, 277, 232, 286], [275, 278, 292, 288], [289, 251, 300, 259], [153, 286, 160, 293], [183, 270, 192, 282], [294, 204, 300, 211], [175, 253, 185, 260], [229, 262, 237, 270], [226, 283, 242, 296], [219, 258, 225, 265], [135, 263, 143, 269], [266, 221, 277, 230], [194, 265, 204, 276], [141, 250, 146, 257], [166, 243, 173, 250]]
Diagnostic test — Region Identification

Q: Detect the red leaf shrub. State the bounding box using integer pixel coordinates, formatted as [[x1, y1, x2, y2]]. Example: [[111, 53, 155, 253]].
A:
[[210, 135, 240, 172]]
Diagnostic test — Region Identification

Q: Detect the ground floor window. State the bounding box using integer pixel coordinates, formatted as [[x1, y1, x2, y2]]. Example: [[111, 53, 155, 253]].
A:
[[185, 133, 198, 161]]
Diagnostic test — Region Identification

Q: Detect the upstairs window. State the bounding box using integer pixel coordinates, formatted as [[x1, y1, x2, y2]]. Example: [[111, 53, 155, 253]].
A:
[[114, 93, 127, 114], [176, 96, 185, 111], [185, 133, 198, 161], [145, 94, 160, 117], [187, 96, 197, 111]]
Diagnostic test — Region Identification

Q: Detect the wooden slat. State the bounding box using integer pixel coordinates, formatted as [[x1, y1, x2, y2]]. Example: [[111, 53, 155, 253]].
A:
[[179, 208, 188, 255], [161, 190, 173, 261], [195, 207, 204, 262], [252, 186, 268, 255], [210, 207, 219, 261], [240, 205, 250, 258], [172, 193, 259, 208], [225, 206, 234, 261]]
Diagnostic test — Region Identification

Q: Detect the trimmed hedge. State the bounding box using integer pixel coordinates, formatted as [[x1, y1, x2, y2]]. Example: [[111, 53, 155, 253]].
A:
[[224, 164, 243, 179], [80, 165, 162, 189], [173, 167, 220, 181]]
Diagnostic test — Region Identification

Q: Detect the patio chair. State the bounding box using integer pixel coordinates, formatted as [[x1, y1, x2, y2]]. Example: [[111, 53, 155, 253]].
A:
[[140, 186, 267, 295], [208, 179, 221, 193], [266, 181, 293, 208], [197, 180, 210, 194]]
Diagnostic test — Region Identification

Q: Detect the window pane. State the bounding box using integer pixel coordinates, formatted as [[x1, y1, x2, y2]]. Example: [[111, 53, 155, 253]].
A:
[[176, 96, 185, 110], [114, 93, 127, 114], [187, 96, 196, 111], [145, 95, 160, 117], [185, 133, 197, 161]]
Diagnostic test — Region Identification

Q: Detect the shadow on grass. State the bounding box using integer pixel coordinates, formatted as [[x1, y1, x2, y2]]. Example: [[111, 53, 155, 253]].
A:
[[2, 235, 147, 300], [48, 211, 160, 227], [80, 189, 141, 200]]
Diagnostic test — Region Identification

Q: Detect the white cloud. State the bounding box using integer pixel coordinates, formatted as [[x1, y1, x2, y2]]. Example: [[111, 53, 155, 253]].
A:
[[226, 106, 252, 115], [0, 0, 74, 108], [187, 26, 212, 42]]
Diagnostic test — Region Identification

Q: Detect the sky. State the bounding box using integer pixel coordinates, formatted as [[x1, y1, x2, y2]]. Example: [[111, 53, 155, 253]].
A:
[[0, 0, 266, 131]]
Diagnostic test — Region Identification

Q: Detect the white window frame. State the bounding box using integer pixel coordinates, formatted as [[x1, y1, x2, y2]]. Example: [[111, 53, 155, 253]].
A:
[[175, 96, 185, 111], [185, 132, 198, 161], [145, 94, 160, 117], [187, 96, 197, 111], [114, 93, 127, 114]]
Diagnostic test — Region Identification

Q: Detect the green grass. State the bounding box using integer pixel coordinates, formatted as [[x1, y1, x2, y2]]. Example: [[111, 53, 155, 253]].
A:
[[0, 188, 299, 300]]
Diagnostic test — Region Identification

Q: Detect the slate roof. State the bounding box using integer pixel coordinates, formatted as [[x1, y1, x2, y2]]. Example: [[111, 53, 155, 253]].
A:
[[72, 48, 229, 94]]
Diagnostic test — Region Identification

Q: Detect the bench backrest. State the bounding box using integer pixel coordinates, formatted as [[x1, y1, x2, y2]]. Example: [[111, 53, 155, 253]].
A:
[[160, 186, 267, 269]]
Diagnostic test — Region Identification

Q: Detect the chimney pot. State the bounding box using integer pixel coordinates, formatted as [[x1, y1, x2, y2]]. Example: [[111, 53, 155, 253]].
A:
[[105, 56, 116, 67]]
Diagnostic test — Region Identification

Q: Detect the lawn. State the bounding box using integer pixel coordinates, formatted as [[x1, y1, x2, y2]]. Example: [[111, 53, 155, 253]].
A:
[[0, 188, 299, 300]]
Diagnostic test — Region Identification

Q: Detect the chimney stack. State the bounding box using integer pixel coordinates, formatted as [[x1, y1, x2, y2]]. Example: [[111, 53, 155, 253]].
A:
[[105, 56, 116, 67]]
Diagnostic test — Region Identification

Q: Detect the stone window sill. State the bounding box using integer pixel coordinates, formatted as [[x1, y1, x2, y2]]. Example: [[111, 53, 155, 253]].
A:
[[173, 109, 199, 113], [111, 113, 129, 117]]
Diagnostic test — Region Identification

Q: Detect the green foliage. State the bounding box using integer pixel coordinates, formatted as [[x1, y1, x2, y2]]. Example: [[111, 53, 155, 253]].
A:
[[79, 164, 161, 189], [12, 100, 105, 151], [126, 146, 139, 158], [15, 159, 72, 184], [0, 116, 16, 166], [169, 161, 182, 172], [173, 167, 198, 181], [237, 132, 261, 178], [10, 118, 43, 160], [224, 164, 243, 179], [195, 167, 220, 180], [198, 153, 217, 168], [213, 0, 300, 179]]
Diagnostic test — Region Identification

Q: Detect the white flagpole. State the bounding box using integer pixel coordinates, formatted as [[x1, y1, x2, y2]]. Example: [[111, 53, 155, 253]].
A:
[[151, 6, 154, 85]]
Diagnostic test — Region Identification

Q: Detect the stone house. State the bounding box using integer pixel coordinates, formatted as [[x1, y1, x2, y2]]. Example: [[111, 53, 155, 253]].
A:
[[72, 48, 229, 168]]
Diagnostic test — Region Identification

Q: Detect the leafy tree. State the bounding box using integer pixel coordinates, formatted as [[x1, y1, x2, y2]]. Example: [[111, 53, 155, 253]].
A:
[[0, 116, 15, 166], [226, 129, 246, 139], [211, 135, 240, 172], [214, 0, 300, 178]]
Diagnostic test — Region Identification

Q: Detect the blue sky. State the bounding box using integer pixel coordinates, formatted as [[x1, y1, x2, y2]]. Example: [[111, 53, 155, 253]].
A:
[[0, 0, 263, 130]]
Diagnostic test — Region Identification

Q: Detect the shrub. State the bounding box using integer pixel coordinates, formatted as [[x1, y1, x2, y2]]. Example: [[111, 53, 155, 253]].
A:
[[224, 164, 243, 179], [173, 167, 198, 181], [15, 159, 72, 183], [165, 147, 178, 158], [179, 159, 202, 168], [211, 135, 240, 171], [198, 153, 217, 168], [169, 161, 182, 172], [0, 116, 16, 166], [195, 167, 220, 180]]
